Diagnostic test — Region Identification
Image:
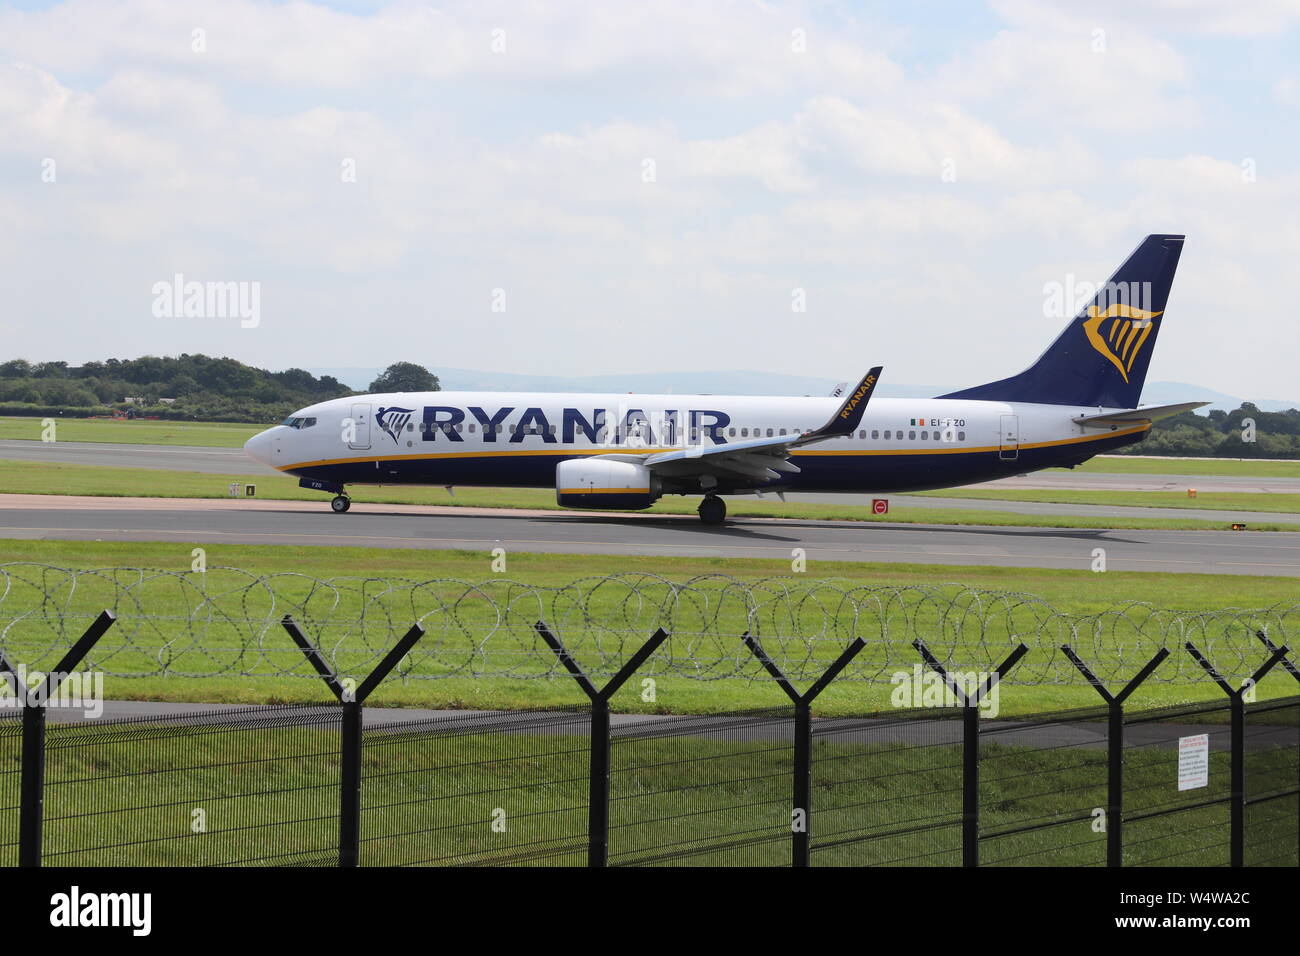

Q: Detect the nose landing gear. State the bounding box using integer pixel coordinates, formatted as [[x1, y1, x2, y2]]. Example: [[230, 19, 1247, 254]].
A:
[[697, 495, 726, 525], [331, 495, 351, 513]]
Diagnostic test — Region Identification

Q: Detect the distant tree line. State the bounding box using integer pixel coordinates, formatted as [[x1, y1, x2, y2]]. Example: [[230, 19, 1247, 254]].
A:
[[0, 355, 1294, 457], [0, 356, 438, 424], [1117, 404, 1300, 459]]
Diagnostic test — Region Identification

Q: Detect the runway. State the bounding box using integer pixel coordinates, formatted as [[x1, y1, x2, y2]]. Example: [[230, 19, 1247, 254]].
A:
[[2, 494, 1298, 575], [4, 439, 1298, 492], [47, 700, 1286, 753], [0, 439, 280, 476]]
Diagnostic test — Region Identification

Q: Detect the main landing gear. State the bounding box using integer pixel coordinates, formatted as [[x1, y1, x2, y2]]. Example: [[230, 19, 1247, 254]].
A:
[[331, 494, 351, 513], [697, 495, 726, 525]]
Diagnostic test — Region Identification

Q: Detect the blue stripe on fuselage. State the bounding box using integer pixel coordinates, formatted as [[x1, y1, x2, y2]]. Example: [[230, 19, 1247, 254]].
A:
[[287, 428, 1145, 494]]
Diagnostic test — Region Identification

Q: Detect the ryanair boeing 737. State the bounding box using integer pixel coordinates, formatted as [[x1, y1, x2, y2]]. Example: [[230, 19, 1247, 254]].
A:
[[244, 235, 1204, 524]]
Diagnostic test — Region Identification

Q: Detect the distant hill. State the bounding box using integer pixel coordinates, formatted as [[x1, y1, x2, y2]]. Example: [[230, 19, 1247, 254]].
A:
[[0, 355, 352, 423], [4, 354, 1295, 457], [306, 366, 1298, 413]]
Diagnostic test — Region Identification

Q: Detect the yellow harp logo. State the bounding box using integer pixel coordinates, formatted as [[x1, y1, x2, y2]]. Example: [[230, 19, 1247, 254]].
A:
[[1082, 304, 1163, 383]]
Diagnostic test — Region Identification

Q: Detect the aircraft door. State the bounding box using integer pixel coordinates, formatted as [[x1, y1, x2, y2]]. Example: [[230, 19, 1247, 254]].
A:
[[349, 403, 372, 450], [999, 414, 1019, 460]]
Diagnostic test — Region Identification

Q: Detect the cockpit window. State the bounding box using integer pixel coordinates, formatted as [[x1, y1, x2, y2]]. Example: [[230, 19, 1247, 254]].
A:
[[280, 416, 317, 430]]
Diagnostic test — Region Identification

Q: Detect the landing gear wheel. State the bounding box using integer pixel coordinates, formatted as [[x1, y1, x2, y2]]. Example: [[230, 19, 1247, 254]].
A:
[[698, 495, 726, 525], [331, 495, 351, 513]]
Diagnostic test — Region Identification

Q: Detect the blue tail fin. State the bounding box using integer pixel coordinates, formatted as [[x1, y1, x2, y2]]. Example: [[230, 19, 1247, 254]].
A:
[[939, 235, 1184, 408]]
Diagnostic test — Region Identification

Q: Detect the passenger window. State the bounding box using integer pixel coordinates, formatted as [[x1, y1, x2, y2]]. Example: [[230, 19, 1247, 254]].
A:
[[872, 430, 879, 440], [884, 430, 891, 439], [767, 428, 774, 437], [729, 428, 736, 437], [909, 430, 916, 440], [467, 424, 475, 433], [958, 431, 966, 441], [920, 431, 928, 440], [741, 428, 748, 437], [779, 428, 787, 436]]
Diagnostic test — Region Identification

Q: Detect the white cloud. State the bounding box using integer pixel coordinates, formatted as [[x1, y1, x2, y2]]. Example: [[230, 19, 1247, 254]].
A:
[[0, 0, 1297, 398], [937, 2, 1199, 131], [1001, 0, 1300, 38]]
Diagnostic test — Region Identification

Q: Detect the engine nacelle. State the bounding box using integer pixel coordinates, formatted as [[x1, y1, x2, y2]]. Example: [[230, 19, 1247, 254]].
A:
[[556, 458, 661, 510]]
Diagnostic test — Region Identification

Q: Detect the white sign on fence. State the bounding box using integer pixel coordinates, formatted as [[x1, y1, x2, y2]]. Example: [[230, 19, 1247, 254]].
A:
[[1178, 733, 1210, 791]]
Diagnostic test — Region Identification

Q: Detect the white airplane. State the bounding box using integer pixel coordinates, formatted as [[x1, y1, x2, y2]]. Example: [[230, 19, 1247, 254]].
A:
[[245, 235, 1204, 524]]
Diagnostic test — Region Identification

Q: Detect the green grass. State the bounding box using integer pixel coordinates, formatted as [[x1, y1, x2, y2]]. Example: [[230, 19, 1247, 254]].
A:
[[2, 540, 1297, 717], [1078, 456, 1300, 478], [0, 416, 260, 447], [11, 706, 1291, 867], [916, 487, 1300, 515], [4, 417, 1300, 479], [2, 458, 1296, 531]]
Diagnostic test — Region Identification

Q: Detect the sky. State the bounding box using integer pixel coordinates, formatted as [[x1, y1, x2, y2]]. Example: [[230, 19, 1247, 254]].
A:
[[1, 0, 1298, 398]]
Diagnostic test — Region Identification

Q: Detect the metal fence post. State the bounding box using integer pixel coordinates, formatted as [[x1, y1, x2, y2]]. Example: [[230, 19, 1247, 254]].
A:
[[1061, 645, 1169, 867], [0, 610, 116, 868], [912, 639, 1028, 868], [1255, 631, 1300, 685], [1185, 640, 1289, 868], [18, 702, 46, 869], [741, 632, 865, 867], [281, 615, 426, 868], [339, 700, 363, 868], [534, 621, 669, 868], [589, 701, 611, 867]]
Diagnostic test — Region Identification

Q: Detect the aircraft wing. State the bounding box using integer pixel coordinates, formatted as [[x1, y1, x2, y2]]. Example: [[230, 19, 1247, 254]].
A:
[[608, 368, 882, 485], [1072, 401, 1209, 427]]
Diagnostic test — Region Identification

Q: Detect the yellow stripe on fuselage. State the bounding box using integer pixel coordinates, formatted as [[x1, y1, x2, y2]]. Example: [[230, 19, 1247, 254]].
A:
[[794, 423, 1150, 456], [275, 423, 1150, 472]]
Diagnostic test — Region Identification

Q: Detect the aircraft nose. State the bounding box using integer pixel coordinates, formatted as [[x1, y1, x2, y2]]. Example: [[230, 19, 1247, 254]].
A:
[[243, 428, 275, 466]]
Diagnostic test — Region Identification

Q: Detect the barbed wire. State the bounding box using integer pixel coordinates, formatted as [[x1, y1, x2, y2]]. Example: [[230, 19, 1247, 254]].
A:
[[0, 563, 1293, 686]]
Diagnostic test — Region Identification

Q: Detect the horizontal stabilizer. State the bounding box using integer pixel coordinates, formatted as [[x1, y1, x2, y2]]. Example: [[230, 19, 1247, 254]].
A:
[[1073, 401, 1208, 427]]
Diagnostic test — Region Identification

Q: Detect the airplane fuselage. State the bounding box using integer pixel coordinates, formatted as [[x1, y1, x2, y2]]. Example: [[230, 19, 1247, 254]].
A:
[[247, 391, 1149, 495]]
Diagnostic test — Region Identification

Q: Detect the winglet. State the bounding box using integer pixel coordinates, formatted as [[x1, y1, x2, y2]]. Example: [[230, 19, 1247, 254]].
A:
[[804, 367, 882, 441]]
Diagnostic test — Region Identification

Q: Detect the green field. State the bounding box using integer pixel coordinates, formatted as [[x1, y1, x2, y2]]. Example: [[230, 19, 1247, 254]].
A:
[[2, 540, 1297, 716], [1080, 455, 1300, 478], [0, 416, 260, 447], [12, 705, 1285, 867], [2, 458, 1295, 531], [2, 415, 1300, 478], [917, 487, 1300, 515]]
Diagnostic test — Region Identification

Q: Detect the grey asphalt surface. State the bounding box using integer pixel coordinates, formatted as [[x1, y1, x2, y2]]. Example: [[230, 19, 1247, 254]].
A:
[[3, 439, 1299, 526], [4, 438, 1300, 492], [44, 700, 1288, 752], [861, 493, 1300, 525], [3, 496, 1299, 575], [0, 439, 280, 476]]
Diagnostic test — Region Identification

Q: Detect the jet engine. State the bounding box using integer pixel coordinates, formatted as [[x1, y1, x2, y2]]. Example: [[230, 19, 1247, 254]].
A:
[[556, 458, 661, 510]]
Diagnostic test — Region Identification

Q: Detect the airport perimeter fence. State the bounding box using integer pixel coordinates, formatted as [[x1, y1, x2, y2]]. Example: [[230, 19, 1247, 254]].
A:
[[1, 609, 1296, 868], [3, 564, 1300, 688]]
